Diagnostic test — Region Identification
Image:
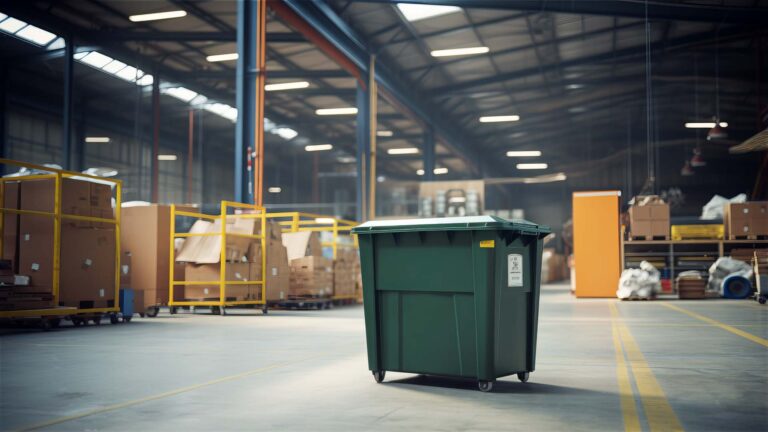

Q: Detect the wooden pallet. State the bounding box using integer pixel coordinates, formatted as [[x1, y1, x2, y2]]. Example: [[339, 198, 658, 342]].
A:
[[629, 235, 670, 241], [727, 235, 768, 241]]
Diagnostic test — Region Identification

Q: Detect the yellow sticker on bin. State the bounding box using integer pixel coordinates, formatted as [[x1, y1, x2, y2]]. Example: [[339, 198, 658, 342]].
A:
[[479, 240, 495, 248]]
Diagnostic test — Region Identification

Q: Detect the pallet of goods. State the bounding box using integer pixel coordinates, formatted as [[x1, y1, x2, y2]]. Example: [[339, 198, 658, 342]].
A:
[[628, 195, 670, 241], [724, 201, 768, 240]]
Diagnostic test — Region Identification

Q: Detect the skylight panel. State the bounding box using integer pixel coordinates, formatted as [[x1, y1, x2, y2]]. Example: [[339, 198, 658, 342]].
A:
[[81, 51, 113, 68], [0, 17, 26, 33], [396, 4, 461, 22]]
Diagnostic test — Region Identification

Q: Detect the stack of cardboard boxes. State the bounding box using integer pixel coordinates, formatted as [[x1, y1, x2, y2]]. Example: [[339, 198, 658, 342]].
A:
[[120, 205, 185, 313], [724, 202, 768, 239], [1, 178, 116, 311], [282, 231, 333, 297], [629, 196, 670, 240], [332, 248, 359, 298], [248, 221, 291, 301]]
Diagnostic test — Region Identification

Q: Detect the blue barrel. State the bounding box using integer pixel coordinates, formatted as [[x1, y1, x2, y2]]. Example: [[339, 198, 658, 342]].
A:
[[721, 275, 752, 299]]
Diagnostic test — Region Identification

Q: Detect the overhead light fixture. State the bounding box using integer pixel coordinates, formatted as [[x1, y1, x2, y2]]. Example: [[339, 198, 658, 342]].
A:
[[433, 167, 448, 175], [268, 187, 282, 193], [690, 147, 706, 167], [685, 122, 728, 129], [506, 151, 541, 157], [707, 122, 728, 140], [431, 47, 489, 58], [129, 10, 187, 22], [565, 84, 584, 90], [479, 115, 520, 123], [85, 137, 110, 143], [377, 176, 386, 183], [396, 4, 461, 22], [315, 217, 335, 224], [387, 148, 419, 155], [305, 144, 333, 152], [680, 160, 694, 176], [376, 130, 393, 137], [265, 81, 310, 91], [517, 163, 548, 170], [206, 53, 238, 63], [337, 156, 356, 163], [315, 107, 358, 116], [417, 169, 425, 176], [157, 154, 178, 161]]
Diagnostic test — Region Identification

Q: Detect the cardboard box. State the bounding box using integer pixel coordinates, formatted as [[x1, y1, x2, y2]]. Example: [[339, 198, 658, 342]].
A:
[[120, 205, 172, 309], [18, 214, 54, 293], [184, 262, 251, 300], [2, 181, 20, 272], [289, 256, 333, 297], [724, 202, 768, 238], [282, 231, 322, 261], [120, 252, 132, 287], [20, 178, 92, 228], [59, 226, 116, 308], [629, 197, 670, 239], [175, 216, 257, 264]]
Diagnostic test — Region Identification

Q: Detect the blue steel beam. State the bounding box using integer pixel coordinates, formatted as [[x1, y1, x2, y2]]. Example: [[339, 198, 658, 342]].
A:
[[422, 126, 435, 182], [281, 0, 485, 176], [62, 36, 74, 170], [235, 0, 259, 204]]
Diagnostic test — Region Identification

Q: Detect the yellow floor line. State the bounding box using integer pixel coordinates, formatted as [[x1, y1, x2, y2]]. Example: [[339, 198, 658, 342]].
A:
[[660, 303, 768, 348], [611, 303, 684, 432], [17, 356, 322, 432], [611, 322, 641, 432]]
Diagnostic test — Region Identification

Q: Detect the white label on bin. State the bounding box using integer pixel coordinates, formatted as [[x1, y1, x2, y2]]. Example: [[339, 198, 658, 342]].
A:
[[508, 254, 523, 287]]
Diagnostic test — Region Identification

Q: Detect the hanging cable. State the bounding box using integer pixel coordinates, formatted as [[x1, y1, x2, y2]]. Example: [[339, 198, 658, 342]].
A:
[[644, 0, 655, 192]]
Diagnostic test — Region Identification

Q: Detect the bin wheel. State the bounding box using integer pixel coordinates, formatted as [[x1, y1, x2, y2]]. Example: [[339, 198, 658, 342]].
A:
[[110, 314, 120, 325], [373, 371, 386, 383], [50, 318, 61, 328], [123, 316, 132, 323], [220, 307, 227, 316], [169, 307, 178, 315], [517, 372, 530, 383], [72, 317, 83, 327], [92, 316, 102, 325], [478, 380, 494, 392], [138, 313, 146, 318], [262, 306, 268, 315], [759, 296, 767, 305], [146, 307, 159, 318]]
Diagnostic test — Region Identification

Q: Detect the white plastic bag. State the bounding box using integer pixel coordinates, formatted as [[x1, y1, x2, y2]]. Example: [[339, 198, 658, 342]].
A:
[[707, 257, 753, 293], [617, 261, 661, 300]]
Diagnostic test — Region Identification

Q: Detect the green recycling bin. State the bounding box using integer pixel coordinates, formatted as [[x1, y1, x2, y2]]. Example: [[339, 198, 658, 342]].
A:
[[352, 216, 550, 392]]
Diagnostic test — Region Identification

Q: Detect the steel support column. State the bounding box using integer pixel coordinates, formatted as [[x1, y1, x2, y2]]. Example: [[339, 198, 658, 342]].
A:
[[151, 75, 160, 203], [186, 109, 195, 203], [0, 67, 6, 176], [356, 83, 370, 221], [235, 0, 266, 205], [62, 37, 74, 170], [368, 56, 378, 220], [423, 126, 435, 181]]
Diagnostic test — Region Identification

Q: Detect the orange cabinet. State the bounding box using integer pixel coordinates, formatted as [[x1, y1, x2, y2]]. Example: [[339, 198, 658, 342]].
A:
[[572, 191, 621, 298]]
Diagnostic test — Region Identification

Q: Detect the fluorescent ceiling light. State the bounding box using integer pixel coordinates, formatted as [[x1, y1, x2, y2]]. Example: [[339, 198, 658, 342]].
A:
[[85, 137, 110, 143], [163, 87, 198, 103], [565, 84, 584, 90], [431, 47, 489, 58], [517, 163, 548, 170], [15, 25, 57, 46], [387, 147, 419, 155], [417, 169, 425, 176], [305, 144, 333, 152], [337, 156, 356, 163], [506, 151, 541, 157], [523, 173, 567, 184], [434, 167, 448, 175], [315, 217, 335, 224], [376, 130, 393, 137], [315, 107, 358, 116], [396, 4, 461, 22], [0, 17, 26, 33], [206, 53, 238, 62], [479, 115, 519, 123], [265, 81, 310, 91], [129, 10, 187, 22], [685, 122, 728, 128], [157, 154, 178, 161], [268, 187, 282, 193], [274, 127, 298, 140]]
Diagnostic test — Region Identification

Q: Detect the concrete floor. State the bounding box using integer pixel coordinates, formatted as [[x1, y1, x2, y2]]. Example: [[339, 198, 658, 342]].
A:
[[1, 282, 766, 431]]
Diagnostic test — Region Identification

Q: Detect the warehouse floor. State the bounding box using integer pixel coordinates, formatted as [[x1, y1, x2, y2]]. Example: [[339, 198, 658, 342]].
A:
[[1, 282, 766, 431]]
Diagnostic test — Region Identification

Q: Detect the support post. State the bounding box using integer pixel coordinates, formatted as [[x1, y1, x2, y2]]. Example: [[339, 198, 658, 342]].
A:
[[187, 109, 194, 203], [355, 82, 370, 221], [423, 126, 435, 181], [62, 36, 74, 170], [0, 67, 6, 176], [235, 0, 266, 205], [75, 107, 85, 172], [151, 75, 160, 203], [368, 56, 377, 220]]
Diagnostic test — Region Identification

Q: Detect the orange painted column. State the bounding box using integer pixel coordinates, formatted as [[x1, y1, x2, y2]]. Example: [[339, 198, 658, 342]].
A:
[[572, 191, 621, 298]]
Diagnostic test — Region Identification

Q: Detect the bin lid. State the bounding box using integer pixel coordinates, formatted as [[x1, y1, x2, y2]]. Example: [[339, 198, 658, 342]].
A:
[[352, 215, 550, 236]]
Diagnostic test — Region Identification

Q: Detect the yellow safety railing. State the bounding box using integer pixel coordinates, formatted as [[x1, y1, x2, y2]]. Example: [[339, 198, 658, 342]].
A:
[[0, 158, 121, 318], [169, 201, 267, 309], [265, 212, 357, 260], [265, 212, 359, 301]]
